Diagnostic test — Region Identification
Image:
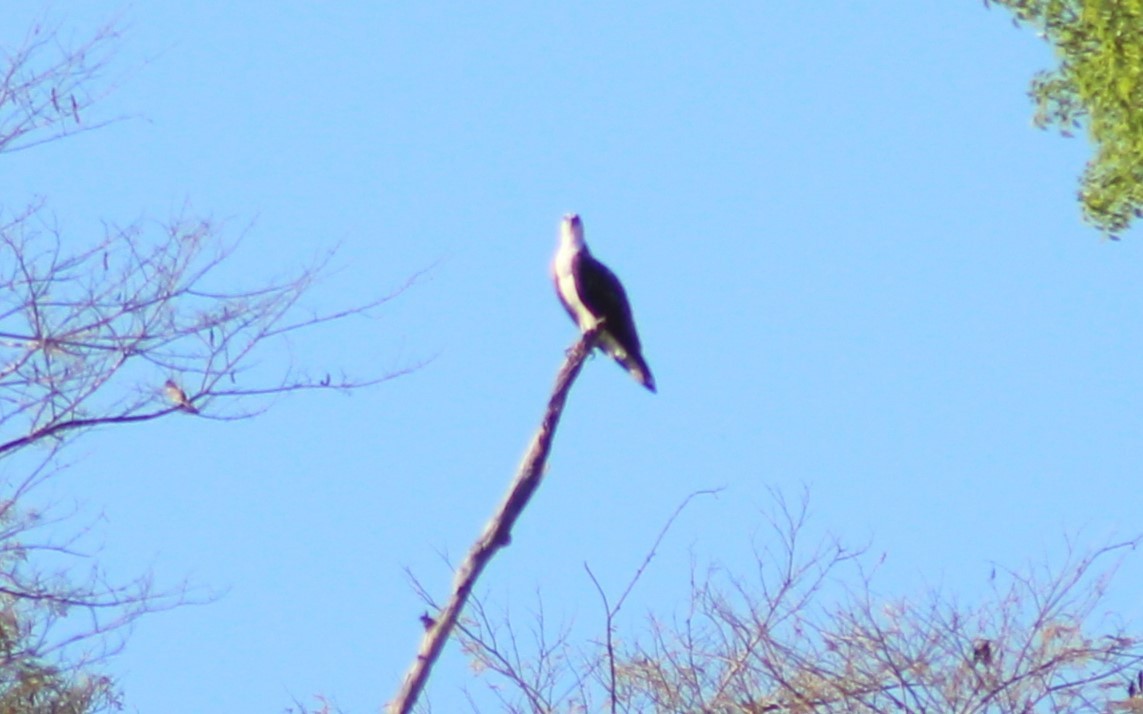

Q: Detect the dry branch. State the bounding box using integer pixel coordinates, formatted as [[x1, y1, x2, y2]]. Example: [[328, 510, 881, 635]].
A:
[[388, 328, 600, 714]]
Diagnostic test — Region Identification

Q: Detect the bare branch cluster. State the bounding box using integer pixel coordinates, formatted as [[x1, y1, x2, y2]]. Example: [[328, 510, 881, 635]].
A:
[[455, 593, 579, 714], [0, 201, 413, 456], [0, 15, 122, 154], [0, 14, 419, 712], [456, 492, 1143, 713], [1, 15, 415, 455]]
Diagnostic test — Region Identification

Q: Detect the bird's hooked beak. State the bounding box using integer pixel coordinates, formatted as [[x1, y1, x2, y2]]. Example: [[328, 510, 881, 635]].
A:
[[560, 213, 584, 248]]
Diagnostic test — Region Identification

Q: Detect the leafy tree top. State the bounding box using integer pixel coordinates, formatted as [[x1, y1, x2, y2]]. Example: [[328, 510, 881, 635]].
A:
[[993, 0, 1143, 237]]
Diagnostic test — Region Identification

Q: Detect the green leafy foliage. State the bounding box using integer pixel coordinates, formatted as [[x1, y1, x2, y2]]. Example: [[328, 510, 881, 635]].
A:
[[991, 0, 1143, 237]]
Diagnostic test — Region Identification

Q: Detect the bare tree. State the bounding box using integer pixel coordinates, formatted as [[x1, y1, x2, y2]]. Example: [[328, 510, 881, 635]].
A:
[[1, 15, 417, 712], [455, 492, 1143, 713]]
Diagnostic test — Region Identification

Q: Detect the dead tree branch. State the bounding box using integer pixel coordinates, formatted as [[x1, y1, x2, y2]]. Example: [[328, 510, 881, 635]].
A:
[[388, 328, 600, 714]]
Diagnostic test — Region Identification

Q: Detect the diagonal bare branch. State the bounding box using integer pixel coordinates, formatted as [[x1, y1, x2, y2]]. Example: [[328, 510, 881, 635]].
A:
[[388, 328, 600, 714]]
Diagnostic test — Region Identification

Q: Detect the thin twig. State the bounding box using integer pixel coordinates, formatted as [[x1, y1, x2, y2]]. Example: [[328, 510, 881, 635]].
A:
[[584, 563, 618, 714]]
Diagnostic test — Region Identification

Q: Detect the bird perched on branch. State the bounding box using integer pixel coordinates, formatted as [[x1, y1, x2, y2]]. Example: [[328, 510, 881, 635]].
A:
[[552, 213, 655, 392], [164, 379, 198, 413], [971, 639, 993, 667]]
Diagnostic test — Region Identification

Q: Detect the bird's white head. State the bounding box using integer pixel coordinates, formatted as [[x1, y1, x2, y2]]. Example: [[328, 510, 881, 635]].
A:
[[559, 213, 586, 250]]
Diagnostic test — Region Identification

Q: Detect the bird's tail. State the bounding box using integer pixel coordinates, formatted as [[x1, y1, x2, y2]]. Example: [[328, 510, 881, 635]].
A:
[[618, 352, 656, 393], [596, 330, 656, 393]]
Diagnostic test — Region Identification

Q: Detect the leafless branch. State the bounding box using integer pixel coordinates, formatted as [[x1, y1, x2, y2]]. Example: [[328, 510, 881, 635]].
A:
[[0, 15, 124, 154], [0, 205, 420, 454], [1, 14, 421, 712], [448, 489, 1143, 713], [583, 564, 617, 714], [388, 328, 600, 714]]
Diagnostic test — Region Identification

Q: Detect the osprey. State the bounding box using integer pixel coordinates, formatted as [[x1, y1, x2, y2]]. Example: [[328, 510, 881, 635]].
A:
[[552, 214, 656, 392]]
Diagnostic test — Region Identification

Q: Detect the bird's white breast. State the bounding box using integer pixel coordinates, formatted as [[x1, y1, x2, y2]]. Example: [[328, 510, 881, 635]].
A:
[[553, 246, 596, 331]]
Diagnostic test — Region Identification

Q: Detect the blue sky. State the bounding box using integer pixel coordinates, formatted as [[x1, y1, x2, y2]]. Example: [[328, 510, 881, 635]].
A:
[[4, 3, 1143, 712]]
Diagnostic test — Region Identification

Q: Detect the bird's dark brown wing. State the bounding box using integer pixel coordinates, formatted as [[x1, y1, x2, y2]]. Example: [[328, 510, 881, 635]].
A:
[[575, 252, 642, 354]]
